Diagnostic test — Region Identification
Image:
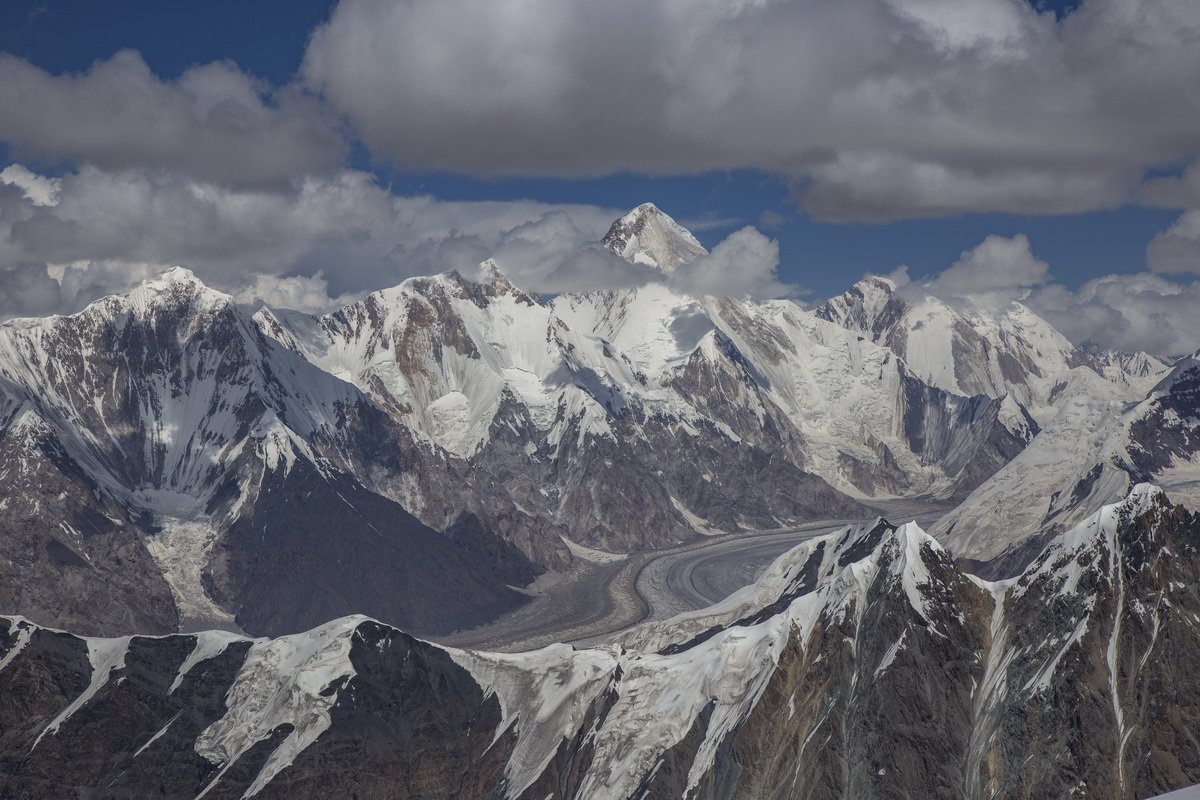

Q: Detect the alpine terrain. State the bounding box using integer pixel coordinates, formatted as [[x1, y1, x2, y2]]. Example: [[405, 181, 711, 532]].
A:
[[2, 205, 1199, 799], [3, 486, 1200, 798]]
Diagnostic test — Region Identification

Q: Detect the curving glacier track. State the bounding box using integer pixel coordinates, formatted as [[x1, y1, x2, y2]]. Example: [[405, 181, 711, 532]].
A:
[[432, 501, 949, 653]]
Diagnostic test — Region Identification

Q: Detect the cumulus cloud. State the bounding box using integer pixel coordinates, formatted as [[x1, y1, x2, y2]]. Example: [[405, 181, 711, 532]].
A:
[[927, 234, 1050, 309], [233, 272, 360, 314], [1027, 273, 1200, 357], [0, 261, 65, 319], [303, 0, 1200, 220], [801, 157, 1135, 222], [0, 50, 342, 187], [1140, 160, 1200, 209], [0, 164, 60, 206], [5, 0, 1197, 220], [0, 164, 624, 294], [882, 230, 1199, 357], [1146, 210, 1200, 274], [483, 212, 660, 293], [670, 227, 790, 299]]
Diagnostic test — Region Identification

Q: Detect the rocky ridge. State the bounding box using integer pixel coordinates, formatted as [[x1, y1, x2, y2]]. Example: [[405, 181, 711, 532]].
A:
[[0, 205, 1173, 638], [2, 486, 1198, 799]]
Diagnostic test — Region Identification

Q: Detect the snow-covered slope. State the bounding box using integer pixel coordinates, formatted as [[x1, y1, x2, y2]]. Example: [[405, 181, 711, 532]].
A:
[[0, 204, 1181, 637], [814, 274, 1183, 570], [0, 267, 358, 511], [0, 268, 536, 637], [937, 351, 1200, 567], [5, 485, 1199, 799], [817, 276, 1166, 423], [600, 202, 707, 272], [262, 211, 1038, 537]]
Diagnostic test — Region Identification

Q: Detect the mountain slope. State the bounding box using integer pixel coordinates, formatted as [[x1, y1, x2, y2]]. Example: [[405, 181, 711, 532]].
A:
[[3, 486, 1198, 799], [938, 351, 1200, 569], [600, 202, 707, 272], [0, 204, 1178, 639], [0, 268, 534, 637], [816, 276, 1166, 423], [0, 387, 178, 636], [259, 207, 1041, 557]]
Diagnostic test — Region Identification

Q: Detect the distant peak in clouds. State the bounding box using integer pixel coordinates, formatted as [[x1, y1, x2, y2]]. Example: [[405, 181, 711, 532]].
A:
[[601, 202, 707, 274]]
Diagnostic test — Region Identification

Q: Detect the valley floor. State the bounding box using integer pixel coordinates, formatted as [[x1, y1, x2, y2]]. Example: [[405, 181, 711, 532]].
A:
[[432, 499, 951, 651]]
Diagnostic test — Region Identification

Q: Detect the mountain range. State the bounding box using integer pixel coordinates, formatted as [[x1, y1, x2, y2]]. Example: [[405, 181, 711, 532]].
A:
[[2, 485, 1198, 798], [2, 203, 1200, 798], [1, 203, 1191, 638]]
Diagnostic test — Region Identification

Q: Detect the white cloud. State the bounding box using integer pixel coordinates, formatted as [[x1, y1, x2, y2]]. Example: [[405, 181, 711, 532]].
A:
[[303, 0, 1200, 220], [669, 226, 789, 299], [0, 50, 341, 187], [801, 156, 1134, 221], [1139, 160, 1200, 208], [928, 233, 1050, 308], [885, 230, 1200, 357], [1027, 273, 1200, 357], [484, 211, 659, 293], [0, 163, 798, 316], [0, 165, 627, 297], [233, 272, 360, 314], [0, 164, 60, 206], [1146, 210, 1200, 274]]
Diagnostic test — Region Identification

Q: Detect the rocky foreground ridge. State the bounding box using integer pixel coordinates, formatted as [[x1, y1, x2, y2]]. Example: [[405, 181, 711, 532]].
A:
[[2, 486, 1199, 799]]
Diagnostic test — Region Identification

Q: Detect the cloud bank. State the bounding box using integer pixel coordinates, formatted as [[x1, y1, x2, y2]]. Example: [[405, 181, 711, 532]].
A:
[[0, 163, 789, 318], [1147, 211, 1200, 275], [0, 160, 1192, 357], [896, 232, 1200, 357], [0, 0, 1197, 358], [304, 0, 1200, 220], [0, 50, 342, 187]]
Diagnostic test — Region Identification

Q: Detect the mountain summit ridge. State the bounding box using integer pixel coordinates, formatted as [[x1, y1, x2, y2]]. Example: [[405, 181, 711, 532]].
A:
[[0, 204, 1191, 641], [601, 201, 708, 273]]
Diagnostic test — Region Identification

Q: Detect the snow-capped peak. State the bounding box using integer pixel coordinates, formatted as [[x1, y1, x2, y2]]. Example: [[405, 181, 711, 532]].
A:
[[142, 265, 205, 288], [602, 203, 707, 273], [1016, 483, 1169, 600], [96, 265, 233, 320], [814, 275, 904, 339]]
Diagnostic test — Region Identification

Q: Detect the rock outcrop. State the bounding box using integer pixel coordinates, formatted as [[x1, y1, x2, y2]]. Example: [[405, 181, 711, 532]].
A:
[[3, 487, 1199, 799]]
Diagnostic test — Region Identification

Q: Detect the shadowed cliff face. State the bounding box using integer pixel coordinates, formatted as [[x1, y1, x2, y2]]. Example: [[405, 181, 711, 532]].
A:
[[2, 486, 1199, 799], [0, 383, 179, 636]]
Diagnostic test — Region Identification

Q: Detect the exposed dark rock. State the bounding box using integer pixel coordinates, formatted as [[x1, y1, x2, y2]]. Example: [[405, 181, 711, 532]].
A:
[[206, 461, 530, 638], [3, 489, 1199, 799]]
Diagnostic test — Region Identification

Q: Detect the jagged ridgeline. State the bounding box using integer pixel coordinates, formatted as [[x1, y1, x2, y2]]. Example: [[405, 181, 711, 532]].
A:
[[2, 487, 1198, 798], [0, 204, 1182, 639], [2, 204, 1200, 799]]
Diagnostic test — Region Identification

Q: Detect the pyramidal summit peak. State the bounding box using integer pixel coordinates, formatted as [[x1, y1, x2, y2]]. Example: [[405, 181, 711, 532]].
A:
[[602, 202, 707, 273]]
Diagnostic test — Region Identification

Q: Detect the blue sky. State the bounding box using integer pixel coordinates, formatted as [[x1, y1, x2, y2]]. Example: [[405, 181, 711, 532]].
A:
[[0, 0, 1198, 353]]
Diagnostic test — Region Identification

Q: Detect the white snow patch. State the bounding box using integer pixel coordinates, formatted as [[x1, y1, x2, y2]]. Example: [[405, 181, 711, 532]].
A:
[[0, 619, 33, 673], [561, 535, 627, 564], [134, 710, 183, 757], [874, 630, 908, 678], [195, 616, 361, 798], [32, 635, 132, 749], [444, 643, 618, 799], [171, 630, 246, 694]]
